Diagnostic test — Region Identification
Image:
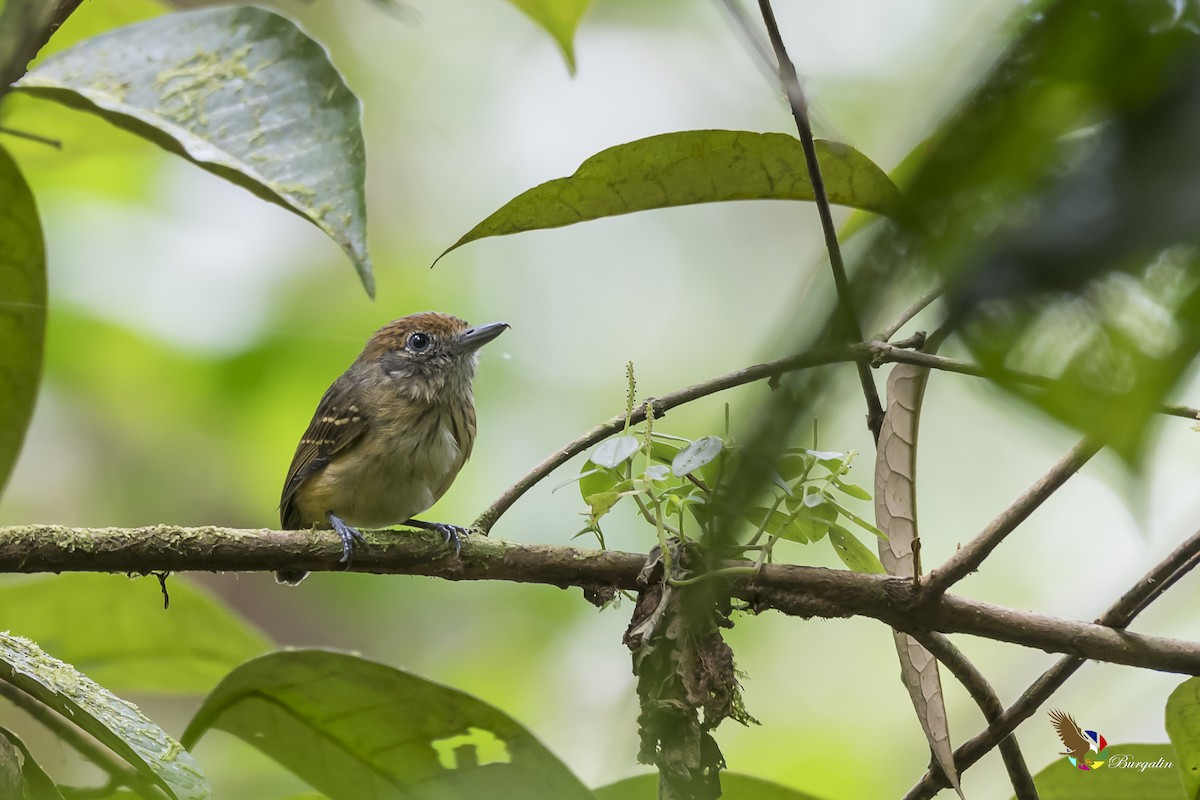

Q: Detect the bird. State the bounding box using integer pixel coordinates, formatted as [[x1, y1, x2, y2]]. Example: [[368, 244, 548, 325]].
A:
[[1049, 709, 1094, 766], [276, 312, 509, 584]]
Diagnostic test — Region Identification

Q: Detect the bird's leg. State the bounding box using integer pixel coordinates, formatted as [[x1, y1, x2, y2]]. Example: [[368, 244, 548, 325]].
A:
[[328, 512, 366, 568], [405, 518, 469, 558]]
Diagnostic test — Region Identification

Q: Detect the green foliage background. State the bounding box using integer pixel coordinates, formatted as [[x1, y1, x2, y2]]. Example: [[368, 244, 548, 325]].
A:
[[1, 1, 1199, 798]]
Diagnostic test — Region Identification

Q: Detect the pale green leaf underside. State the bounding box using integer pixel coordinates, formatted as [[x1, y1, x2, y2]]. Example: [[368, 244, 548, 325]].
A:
[[439, 129, 904, 261], [0, 145, 44, 499], [0, 633, 210, 800], [506, 0, 592, 73], [15, 5, 373, 295], [183, 649, 593, 800]]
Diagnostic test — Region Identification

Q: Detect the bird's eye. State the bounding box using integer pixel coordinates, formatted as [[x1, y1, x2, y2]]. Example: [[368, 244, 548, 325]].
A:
[[407, 332, 432, 352]]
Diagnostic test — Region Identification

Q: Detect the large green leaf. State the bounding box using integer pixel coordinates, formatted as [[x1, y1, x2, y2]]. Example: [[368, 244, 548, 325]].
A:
[[594, 772, 827, 800], [0, 144, 45, 498], [438, 130, 903, 261], [182, 649, 594, 800], [1167, 677, 1200, 799], [506, 0, 591, 73], [0, 574, 270, 694], [0, 726, 64, 800], [1025, 744, 1183, 799], [0, 633, 210, 800], [15, 6, 373, 295]]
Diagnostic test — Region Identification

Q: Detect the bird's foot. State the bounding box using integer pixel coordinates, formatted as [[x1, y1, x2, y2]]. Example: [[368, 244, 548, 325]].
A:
[[329, 512, 366, 568], [406, 519, 470, 558]]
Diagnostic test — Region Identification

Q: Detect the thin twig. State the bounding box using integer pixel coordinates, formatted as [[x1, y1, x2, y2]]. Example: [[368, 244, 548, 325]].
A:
[[911, 632, 1037, 800], [922, 437, 1101, 598], [0, 125, 62, 149], [876, 287, 944, 342], [472, 344, 856, 532], [904, 527, 1200, 798], [756, 0, 885, 440]]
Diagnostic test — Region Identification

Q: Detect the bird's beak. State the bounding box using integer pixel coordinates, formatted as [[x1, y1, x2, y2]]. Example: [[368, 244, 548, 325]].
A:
[[454, 321, 510, 352]]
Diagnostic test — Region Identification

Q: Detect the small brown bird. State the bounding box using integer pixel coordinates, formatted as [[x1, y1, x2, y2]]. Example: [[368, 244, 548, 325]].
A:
[[1049, 709, 1093, 765], [277, 312, 509, 584]]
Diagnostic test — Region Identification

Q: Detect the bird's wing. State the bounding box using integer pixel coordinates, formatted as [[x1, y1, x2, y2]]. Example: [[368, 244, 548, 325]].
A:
[[280, 378, 370, 529], [1049, 709, 1091, 755]]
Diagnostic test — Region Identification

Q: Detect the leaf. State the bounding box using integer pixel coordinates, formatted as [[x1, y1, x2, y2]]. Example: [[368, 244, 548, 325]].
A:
[[182, 649, 594, 800], [642, 464, 671, 482], [0, 733, 20, 800], [1167, 677, 1200, 798], [584, 491, 623, 525], [0, 727, 64, 800], [1026, 743, 1183, 799], [873, 362, 963, 798], [671, 436, 723, 477], [833, 479, 872, 501], [0, 633, 210, 800], [579, 460, 622, 498], [745, 506, 826, 544], [827, 525, 885, 575], [438, 130, 904, 260], [0, 144, 45, 498], [505, 0, 592, 74], [590, 435, 640, 468], [0, 574, 271, 694], [595, 772, 828, 800], [15, 6, 373, 296]]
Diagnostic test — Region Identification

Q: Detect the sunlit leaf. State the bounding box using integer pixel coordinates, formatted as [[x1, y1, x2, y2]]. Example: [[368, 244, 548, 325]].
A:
[[182, 650, 593, 800], [591, 436, 640, 468], [584, 490, 623, 524], [506, 0, 591, 74], [15, 6, 373, 295], [0, 145, 45, 498], [828, 525, 885, 574], [1026, 744, 1182, 799], [0, 633, 210, 799], [439, 130, 903, 260], [833, 479, 871, 501], [0, 574, 271, 693], [1167, 677, 1200, 799]]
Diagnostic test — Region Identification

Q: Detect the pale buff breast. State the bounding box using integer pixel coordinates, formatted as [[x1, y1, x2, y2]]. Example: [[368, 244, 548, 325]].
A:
[[295, 408, 467, 528]]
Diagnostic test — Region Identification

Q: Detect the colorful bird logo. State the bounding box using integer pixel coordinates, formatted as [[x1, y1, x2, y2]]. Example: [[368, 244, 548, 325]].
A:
[[1049, 709, 1109, 770]]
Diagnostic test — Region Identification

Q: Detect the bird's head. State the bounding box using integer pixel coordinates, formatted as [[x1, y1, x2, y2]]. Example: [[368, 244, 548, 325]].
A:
[[359, 312, 509, 402]]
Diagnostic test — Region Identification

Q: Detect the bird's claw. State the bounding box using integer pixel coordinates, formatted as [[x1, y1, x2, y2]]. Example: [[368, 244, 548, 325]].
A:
[[329, 513, 366, 568], [406, 519, 469, 558], [434, 523, 469, 559]]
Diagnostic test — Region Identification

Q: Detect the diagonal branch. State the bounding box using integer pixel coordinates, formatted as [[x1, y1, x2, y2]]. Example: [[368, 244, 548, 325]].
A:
[[922, 436, 1102, 598], [909, 632, 1036, 800], [1, 525, 1199, 675], [756, 0, 885, 440], [904, 527, 1200, 799], [473, 340, 1200, 534]]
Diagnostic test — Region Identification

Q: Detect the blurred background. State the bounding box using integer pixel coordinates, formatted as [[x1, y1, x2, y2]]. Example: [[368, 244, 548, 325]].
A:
[[2, 0, 1199, 797]]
